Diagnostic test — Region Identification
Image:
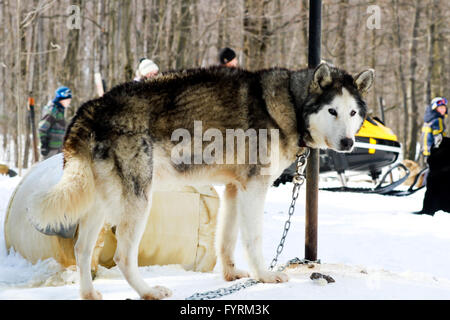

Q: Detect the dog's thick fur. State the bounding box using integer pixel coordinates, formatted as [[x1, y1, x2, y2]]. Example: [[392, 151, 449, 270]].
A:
[[29, 63, 373, 300]]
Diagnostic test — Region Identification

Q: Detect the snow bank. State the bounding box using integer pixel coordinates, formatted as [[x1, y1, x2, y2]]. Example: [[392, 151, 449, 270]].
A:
[[1, 173, 450, 300]]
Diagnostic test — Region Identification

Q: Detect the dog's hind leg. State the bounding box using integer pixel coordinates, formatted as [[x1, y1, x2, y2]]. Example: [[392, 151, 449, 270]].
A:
[[113, 195, 172, 300], [238, 179, 289, 284], [75, 209, 105, 300], [216, 183, 250, 281]]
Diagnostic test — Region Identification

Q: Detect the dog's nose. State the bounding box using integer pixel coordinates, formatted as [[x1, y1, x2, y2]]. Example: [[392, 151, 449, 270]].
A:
[[340, 138, 354, 151]]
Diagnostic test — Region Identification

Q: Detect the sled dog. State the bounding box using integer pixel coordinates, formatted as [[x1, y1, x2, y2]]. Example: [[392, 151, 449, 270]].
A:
[[29, 63, 374, 299]]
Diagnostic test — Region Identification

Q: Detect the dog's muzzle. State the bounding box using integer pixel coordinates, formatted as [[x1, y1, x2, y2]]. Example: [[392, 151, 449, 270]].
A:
[[340, 138, 354, 151]]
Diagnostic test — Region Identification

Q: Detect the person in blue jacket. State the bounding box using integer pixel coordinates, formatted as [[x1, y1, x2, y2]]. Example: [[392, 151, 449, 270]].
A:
[[421, 97, 448, 160]]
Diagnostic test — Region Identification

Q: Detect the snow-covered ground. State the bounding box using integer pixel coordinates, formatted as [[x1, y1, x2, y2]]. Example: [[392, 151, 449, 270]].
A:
[[1, 170, 450, 300]]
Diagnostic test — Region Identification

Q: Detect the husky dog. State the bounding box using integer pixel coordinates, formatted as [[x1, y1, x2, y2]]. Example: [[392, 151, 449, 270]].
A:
[[29, 63, 373, 300]]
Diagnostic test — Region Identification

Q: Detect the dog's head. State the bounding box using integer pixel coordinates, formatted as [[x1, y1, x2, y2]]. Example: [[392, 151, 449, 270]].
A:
[[296, 63, 374, 152]]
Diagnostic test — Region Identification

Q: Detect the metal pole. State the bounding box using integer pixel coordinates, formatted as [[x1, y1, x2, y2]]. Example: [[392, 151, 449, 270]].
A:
[[305, 0, 322, 262]]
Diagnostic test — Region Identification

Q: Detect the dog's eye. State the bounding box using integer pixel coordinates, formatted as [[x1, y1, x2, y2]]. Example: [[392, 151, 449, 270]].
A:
[[328, 108, 337, 117], [350, 110, 357, 117]]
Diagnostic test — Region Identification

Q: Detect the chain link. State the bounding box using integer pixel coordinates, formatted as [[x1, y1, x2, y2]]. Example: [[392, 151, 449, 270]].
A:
[[185, 148, 310, 300]]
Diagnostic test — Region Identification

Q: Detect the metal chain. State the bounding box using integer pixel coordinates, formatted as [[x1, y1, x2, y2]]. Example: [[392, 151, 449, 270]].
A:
[[269, 148, 309, 272], [186, 279, 260, 300], [186, 148, 310, 300]]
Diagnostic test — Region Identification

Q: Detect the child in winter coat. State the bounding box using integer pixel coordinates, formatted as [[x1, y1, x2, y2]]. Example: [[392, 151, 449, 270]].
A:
[[421, 97, 447, 160], [38, 86, 72, 160]]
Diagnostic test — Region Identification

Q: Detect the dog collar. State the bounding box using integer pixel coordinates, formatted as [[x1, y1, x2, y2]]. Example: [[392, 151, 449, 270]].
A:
[[298, 138, 307, 147]]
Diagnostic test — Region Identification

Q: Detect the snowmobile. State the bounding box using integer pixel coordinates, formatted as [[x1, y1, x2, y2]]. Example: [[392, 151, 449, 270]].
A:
[[274, 116, 426, 196]]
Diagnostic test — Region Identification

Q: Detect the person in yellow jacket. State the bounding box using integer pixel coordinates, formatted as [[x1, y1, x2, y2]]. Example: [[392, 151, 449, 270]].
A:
[[421, 97, 447, 161]]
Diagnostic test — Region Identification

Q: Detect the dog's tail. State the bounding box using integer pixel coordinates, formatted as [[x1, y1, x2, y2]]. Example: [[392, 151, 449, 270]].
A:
[[29, 103, 96, 231]]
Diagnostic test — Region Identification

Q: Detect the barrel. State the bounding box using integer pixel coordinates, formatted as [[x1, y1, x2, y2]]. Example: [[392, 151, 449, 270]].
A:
[[4, 154, 219, 273]]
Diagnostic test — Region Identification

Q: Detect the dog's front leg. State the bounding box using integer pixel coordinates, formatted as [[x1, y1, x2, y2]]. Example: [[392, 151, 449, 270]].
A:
[[238, 180, 289, 283]]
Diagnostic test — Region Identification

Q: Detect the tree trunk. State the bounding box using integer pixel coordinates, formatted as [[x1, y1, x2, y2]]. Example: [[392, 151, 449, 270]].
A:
[[98, 0, 108, 86], [15, 0, 23, 172], [336, 0, 348, 68], [392, 0, 409, 154], [243, 0, 270, 70], [122, 0, 134, 81], [167, 0, 178, 69], [107, 1, 117, 89], [217, 0, 226, 51], [59, 0, 83, 119], [300, 0, 308, 65], [407, 0, 421, 160], [22, 0, 40, 168], [176, 0, 191, 69], [0, 0, 7, 156], [425, 0, 438, 104]]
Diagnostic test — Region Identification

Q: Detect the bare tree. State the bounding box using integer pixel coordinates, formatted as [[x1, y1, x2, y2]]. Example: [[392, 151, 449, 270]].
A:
[[407, 0, 422, 160]]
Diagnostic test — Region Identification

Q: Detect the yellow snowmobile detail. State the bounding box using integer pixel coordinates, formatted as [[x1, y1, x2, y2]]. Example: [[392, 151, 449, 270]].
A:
[[357, 117, 398, 142]]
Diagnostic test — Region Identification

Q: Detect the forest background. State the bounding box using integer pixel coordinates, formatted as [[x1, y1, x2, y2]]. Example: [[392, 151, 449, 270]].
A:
[[0, 0, 448, 168]]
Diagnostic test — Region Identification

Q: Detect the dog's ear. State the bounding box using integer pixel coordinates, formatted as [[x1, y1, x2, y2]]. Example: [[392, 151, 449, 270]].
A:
[[312, 63, 332, 90], [354, 69, 375, 94]]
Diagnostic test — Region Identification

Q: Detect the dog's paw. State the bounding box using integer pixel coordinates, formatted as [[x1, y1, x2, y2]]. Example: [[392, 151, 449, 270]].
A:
[[142, 286, 172, 300], [223, 268, 250, 282], [81, 290, 103, 300], [256, 271, 289, 283]]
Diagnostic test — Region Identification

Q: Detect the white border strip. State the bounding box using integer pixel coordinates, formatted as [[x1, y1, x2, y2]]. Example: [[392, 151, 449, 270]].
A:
[[354, 142, 401, 153]]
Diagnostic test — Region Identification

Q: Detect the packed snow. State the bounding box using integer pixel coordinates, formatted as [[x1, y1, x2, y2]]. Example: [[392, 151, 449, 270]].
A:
[[1, 168, 450, 300]]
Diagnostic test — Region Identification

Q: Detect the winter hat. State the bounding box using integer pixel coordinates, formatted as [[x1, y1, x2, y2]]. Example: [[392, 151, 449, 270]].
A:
[[430, 97, 447, 110], [138, 59, 159, 76], [54, 86, 72, 101], [219, 47, 236, 65]]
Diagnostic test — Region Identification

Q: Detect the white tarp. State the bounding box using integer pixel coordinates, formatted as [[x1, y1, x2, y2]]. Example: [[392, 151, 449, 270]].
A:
[[4, 154, 219, 273]]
